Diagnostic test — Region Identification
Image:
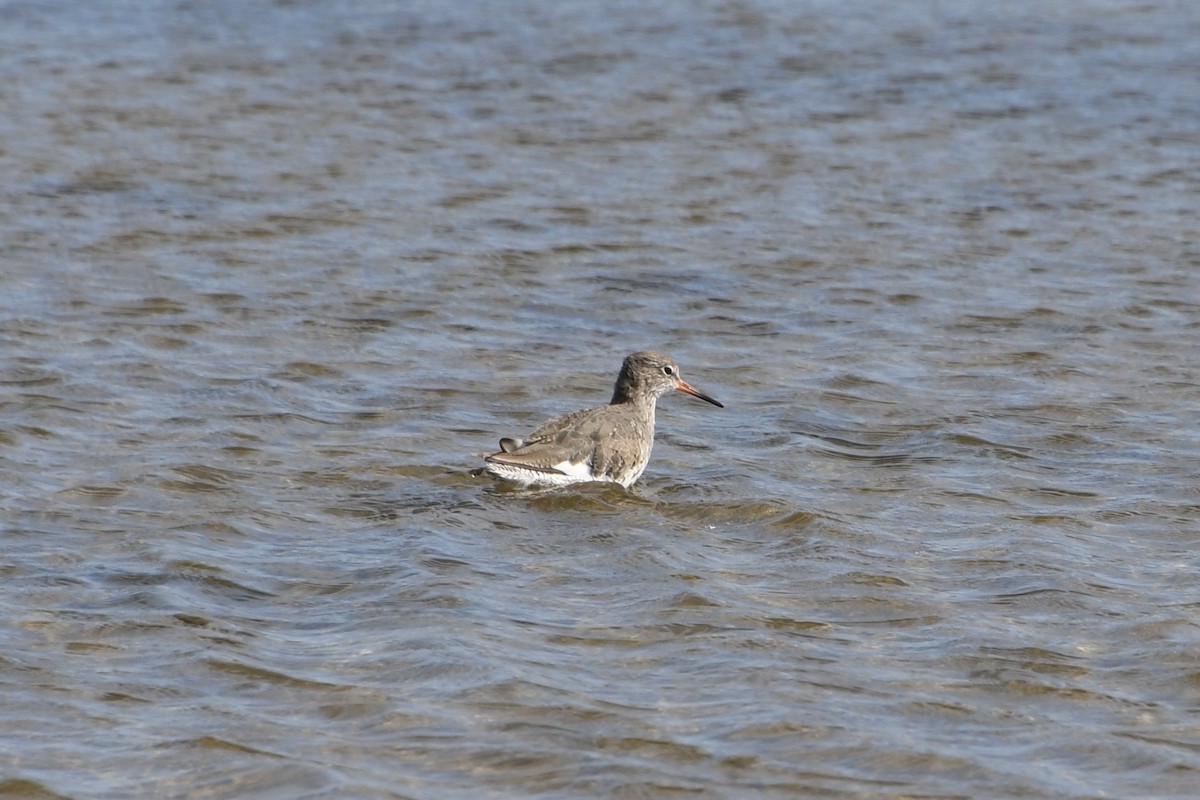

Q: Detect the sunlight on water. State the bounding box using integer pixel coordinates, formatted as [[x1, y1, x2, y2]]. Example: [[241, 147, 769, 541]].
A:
[[2, 1, 1199, 798]]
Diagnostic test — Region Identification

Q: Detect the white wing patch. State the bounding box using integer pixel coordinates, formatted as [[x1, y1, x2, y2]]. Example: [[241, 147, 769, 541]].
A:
[[551, 459, 595, 481], [485, 457, 611, 488]]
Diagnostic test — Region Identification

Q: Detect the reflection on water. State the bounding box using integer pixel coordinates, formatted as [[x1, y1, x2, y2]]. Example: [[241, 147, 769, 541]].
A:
[[3, 0, 1200, 797]]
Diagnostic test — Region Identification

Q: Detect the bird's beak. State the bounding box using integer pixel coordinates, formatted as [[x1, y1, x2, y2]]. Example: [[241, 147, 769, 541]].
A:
[[676, 379, 723, 408]]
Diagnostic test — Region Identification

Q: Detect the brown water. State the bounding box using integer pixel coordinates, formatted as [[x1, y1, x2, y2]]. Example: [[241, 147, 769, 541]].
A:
[[3, 1, 1200, 797]]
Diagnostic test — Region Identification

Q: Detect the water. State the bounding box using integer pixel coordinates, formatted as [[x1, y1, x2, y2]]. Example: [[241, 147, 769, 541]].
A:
[[2, 0, 1199, 797]]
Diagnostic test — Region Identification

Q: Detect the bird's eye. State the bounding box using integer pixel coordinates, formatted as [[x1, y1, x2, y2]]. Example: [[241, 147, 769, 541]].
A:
[[662, 366, 674, 376]]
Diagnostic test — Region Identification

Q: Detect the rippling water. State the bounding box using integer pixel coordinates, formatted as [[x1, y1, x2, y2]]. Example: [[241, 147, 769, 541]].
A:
[[3, 1, 1200, 797]]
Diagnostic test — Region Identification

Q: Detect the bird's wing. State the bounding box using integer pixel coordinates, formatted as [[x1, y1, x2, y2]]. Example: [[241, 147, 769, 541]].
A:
[[484, 427, 596, 476]]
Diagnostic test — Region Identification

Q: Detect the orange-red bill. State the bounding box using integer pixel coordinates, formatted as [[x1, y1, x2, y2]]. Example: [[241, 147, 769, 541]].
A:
[[676, 379, 723, 408]]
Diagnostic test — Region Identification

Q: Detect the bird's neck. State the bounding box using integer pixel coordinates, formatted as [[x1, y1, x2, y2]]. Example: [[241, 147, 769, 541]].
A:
[[610, 386, 655, 408]]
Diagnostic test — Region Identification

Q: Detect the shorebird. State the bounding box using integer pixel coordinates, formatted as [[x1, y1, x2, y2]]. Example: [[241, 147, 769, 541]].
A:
[[483, 351, 723, 489]]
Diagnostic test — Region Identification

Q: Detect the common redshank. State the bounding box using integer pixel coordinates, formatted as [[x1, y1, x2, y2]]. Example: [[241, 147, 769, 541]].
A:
[[483, 351, 723, 489]]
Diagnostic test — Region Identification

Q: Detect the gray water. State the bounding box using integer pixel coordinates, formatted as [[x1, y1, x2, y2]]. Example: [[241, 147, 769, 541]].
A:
[[3, 1, 1200, 798]]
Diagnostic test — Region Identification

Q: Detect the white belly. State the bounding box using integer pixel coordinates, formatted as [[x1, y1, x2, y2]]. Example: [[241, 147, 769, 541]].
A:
[[485, 458, 622, 489]]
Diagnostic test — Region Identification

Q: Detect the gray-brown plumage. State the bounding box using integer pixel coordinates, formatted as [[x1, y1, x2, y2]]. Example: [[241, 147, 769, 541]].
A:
[[483, 351, 723, 488]]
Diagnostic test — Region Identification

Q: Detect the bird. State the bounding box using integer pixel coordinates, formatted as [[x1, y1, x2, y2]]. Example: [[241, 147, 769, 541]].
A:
[[482, 351, 723, 489]]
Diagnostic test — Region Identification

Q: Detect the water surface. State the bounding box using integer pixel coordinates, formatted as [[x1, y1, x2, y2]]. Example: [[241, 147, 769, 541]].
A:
[[2, 1, 1200, 797]]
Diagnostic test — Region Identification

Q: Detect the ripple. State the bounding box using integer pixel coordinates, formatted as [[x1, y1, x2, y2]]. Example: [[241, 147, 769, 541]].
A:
[[3, 2, 1200, 798]]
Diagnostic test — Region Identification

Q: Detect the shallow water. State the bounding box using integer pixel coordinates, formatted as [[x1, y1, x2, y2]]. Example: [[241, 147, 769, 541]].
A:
[[3, 1, 1200, 797]]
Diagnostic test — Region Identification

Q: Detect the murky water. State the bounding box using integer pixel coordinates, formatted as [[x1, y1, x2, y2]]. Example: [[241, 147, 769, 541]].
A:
[[3, 0, 1200, 797]]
